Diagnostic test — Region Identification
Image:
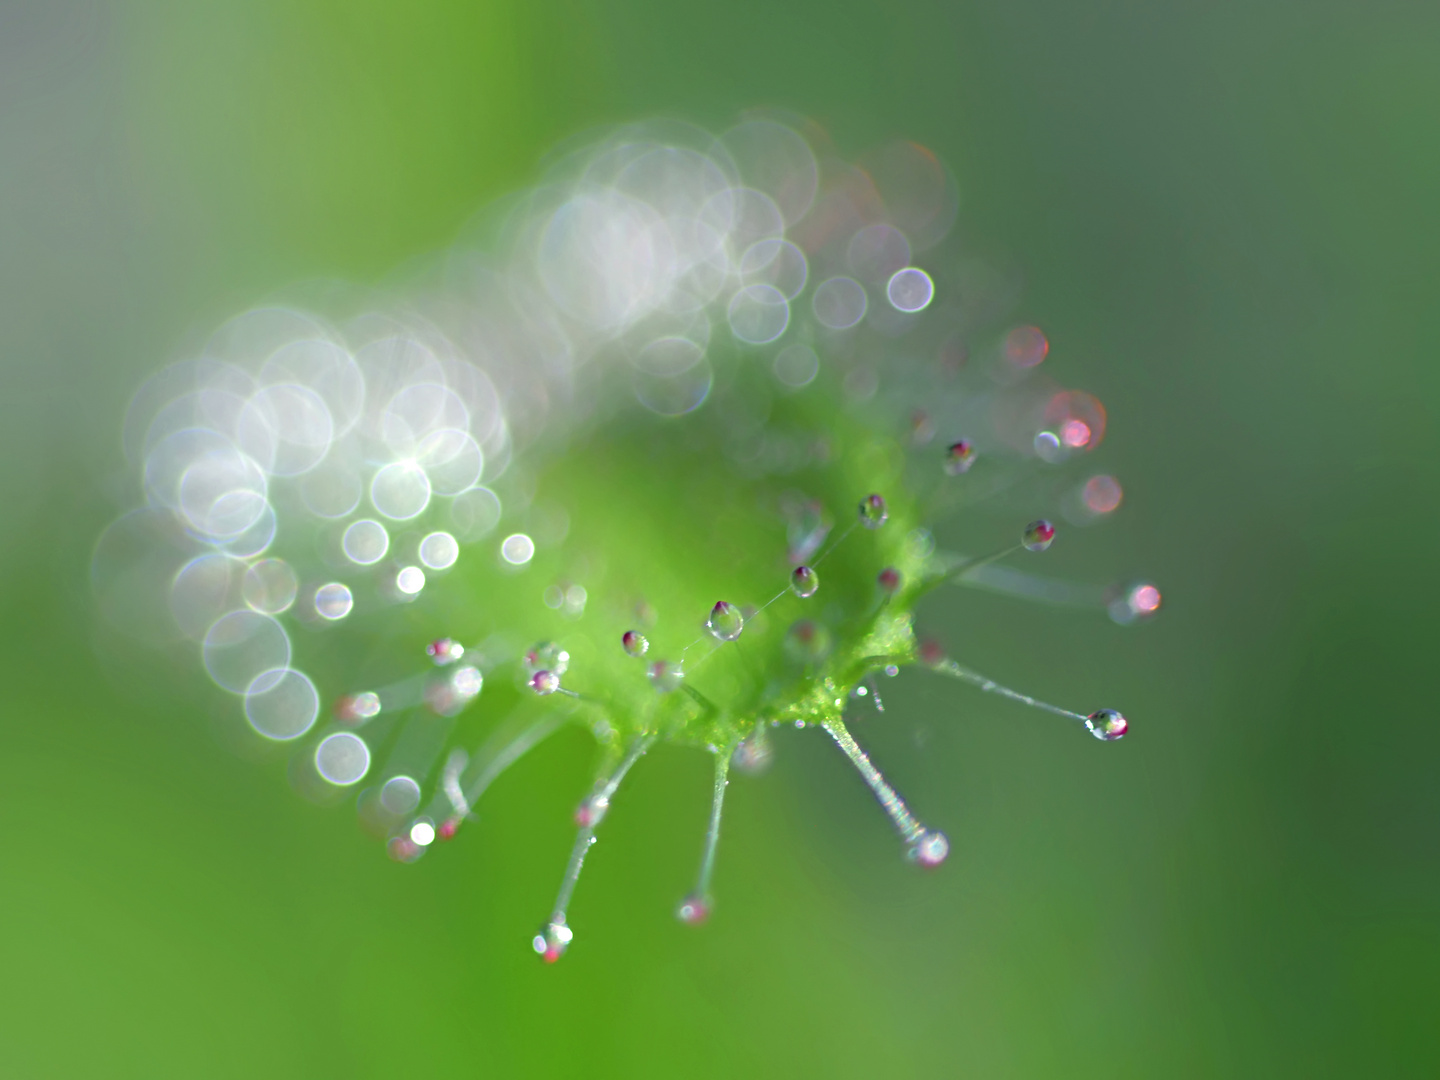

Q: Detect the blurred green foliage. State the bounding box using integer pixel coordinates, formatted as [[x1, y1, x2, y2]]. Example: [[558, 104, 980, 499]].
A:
[[1, 0, 1437, 1076]]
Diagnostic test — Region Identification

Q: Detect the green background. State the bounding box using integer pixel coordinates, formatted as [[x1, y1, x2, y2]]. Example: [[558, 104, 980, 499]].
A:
[[3, 0, 1437, 1075]]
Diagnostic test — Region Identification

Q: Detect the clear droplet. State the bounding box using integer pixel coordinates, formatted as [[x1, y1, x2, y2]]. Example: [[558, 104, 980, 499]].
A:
[[859, 493, 888, 528], [426, 638, 465, 665], [790, 565, 819, 598], [380, 775, 422, 815], [314, 582, 354, 620], [707, 601, 744, 642], [334, 691, 381, 723], [314, 732, 370, 785], [1086, 709, 1129, 741], [944, 440, 976, 476], [533, 920, 573, 963], [676, 894, 710, 925], [242, 558, 298, 615], [886, 267, 935, 313], [418, 531, 459, 570], [648, 660, 683, 693], [525, 642, 570, 677], [907, 830, 950, 867], [877, 567, 901, 594], [622, 630, 649, 658], [342, 519, 390, 565], [1022, 519, 1055, 552], [530, 670, 560, 695], [784, 619, 832, 663]]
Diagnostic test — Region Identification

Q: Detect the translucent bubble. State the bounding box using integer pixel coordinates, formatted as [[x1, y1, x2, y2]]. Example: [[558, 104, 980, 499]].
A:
[[790, 565, 819, 598], [731, 731, 773, 774], [501, 533, 535, 566], [427, 638, 465, 665], [380, 775, 422, 815], [1023, 519, 1056, 552], [1034, 431, 1065, 463], [847, 224, 911, 283], [315, 732, 370, 785], [907, 830, 950, 867], [314, 583, 353, 620], [1085, 709, 1129, 741], [451, 665, 483, 698], [334, 692, 381, 723], [740, 238, 808, 299], [648, 660, 683, 693], [525, 642, 570, 677], [170, 554, 244, 640], [450, 487, 502, 542], [203, 611, 291, 693], [944, 440, 976, 476], [1005, 325, 1048, 368], [529, 670, 560, 695], [419, 531, 459, 571], [396, 566, 426, 595], [812, 277, 868, 330], [785, 619, 832, 663], [772, 344, 819, 388], [727, 284, 790, 345], [242, 558, 298, 615], [416, 428, 484, 496], [370, 461, 432, 520], [886, 268, 934, 313], [676, 894, 710, 925], [1083, 475, 1123, 515], [622, 630, 649, 658], [236, 383, 334, 477], [719, 119, 819, 226], [342, 519, 390, 565], [243, 668, 320, 740], [707, 601, 744, 642], [634, 358, 713, 416], [410, 820, 436, 846], [178, 448, 269, 541], [635, 336, 704, 377], [859, 494, 888, 528]]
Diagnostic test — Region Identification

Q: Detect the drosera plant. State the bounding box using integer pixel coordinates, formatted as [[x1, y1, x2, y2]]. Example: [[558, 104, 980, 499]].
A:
[[92, 113, 1161, 961]]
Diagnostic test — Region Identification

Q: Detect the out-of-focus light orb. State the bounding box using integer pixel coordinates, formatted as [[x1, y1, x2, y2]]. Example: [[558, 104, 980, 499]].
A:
[[1131, 583, 1162, 614], [812, 277, 868, 330], [1005, 325, 1049, 368], [1061, 419, 1092, 449], [342, 519, 390, 565], [885, 267, 934, 313], [1083, 475, 1123, 515], [380, 775, 422, 815], [314, 582, 354, 620], [315, 732, 370, 785], [727, 284, 790, 344], [419, 531, 460, 571], [773, 344, 819, 388], [396, 566, 426, 595], [203, 610, 291, 693], [410, 820, 436, 846], [242, 558, 298, 615], [243, 667, 320, 740], [501, 533, 535, 566], [370, 460, 432, 520]]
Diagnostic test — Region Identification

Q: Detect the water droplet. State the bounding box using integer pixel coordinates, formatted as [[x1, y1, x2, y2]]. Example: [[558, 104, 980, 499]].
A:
[[1022, 519, 1055, 552], [342, 519, 390, 565], [886, 267, 935, 313], [501, 533, 535, 566], [884, 664, 900, 678], [731, 731, 773, 774], [426, 638, 465, 665], [522, 643, 568, 679], [314, 582, 354, 620], [907, 830, 950, 867], [424, 665, 483, 715], [242, 558, 299, 615], [314, 732, 370, 785], [622, 630, 649, 658], [707, 601, 744, 642], [1086, 709, 1129, 741], [790, 565, 819, 598], [944, 440, 976, 476], [380, 775, 422, 815], [418, 531, 459, 570], [534, 920, 573, 963], [648, 660, 683, 693], [877, 567, 902, 594], [859, 493, 888, 528], [784, 619, 831, 663], [437, 817, 461, 841], [409, 819, 436, 846], [529, 670, 560, 695], [676, 894, 710, 925], [387, 835, 423, 863], [334, 691, 381, 723]]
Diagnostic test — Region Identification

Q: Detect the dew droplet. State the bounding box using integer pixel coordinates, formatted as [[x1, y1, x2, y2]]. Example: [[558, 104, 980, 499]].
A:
[[524, 642, 570, 677], [784, 619, 832, 663], [707, 601, 744, 642], [426, 638, 465, 665], [886, 267, 935, 313], [533, 920, 573, 963], [731, 731, 773, 775], [877, 567, 902, 594], [437, 817, 461, 841], [676, 894, 710, 925], [1022, 519, 1055, 552], [944, 440, 976, 476], [313, 582, 354, 620], [574, 794, 609, 828], [333, 691, 381, 724], [859, 493, 888, 528], [790, 565, 819, 598], [1005, 325, 1048, 368], [648, 660, 683, 693], [622, 630, 649, 658], [1086, 709, 1129, 741], [907, 830, 950, 867], [529, 670, 560, 695]]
